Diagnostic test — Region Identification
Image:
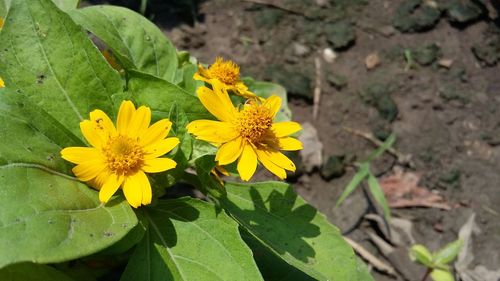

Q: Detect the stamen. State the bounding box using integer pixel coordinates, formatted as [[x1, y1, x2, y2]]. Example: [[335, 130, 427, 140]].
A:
[[103, 135, 144, 175], [236, 103, 273, 143]]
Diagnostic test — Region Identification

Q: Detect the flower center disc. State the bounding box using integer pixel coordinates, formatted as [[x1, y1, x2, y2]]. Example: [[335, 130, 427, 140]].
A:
[[237, 104, 273, 143], [103, 135, 144, 175], [209, 61, 240, 85]]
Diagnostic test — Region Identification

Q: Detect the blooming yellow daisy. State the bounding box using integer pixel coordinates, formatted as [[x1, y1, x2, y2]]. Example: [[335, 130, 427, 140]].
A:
[[61, 101, 179, 208], [194, 57, 257, 99], [187, 82, 303, 181]]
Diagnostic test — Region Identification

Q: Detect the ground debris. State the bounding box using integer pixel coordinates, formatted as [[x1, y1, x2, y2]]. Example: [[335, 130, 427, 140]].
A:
[[379, 167, 451, 210]]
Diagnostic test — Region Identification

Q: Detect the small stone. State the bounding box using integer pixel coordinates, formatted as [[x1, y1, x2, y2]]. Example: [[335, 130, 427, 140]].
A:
[[413, 43, 441, 66], [298, 122, 323, 173], [360, 83, 399, 122], [293, 42, 310, 57], [376, 94, 399, 121], [365, 52, 381, 69], [445, 0, 484, 24], [254, 8, 286, 28], [320, 155, 345, 180], [264, 65, 313, 101], [323, 48, 338, 63], [327, 73, 348, 90], [438, 58, 454, 68], [439, 168, 461, 184], [315, 0, 328, 7], [392, 0, 441, 33], [378, 25, 396, 37], [324, 20, 356, 49]]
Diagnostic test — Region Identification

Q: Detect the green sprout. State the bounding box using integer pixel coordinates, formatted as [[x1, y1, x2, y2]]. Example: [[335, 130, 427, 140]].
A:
[[336, 134, 396, 223], [409, 239, 464, 281]]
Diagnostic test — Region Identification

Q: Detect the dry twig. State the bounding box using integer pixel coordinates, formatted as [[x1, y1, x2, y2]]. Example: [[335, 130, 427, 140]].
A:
[[313, 57, 322, 119], [344, 236, 397, 276]]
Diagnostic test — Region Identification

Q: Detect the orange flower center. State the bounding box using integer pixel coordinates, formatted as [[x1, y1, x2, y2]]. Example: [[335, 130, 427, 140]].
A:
[[103, 135, 144, 175], [208, 58, 240, 85], [236, 103, 273, 144]]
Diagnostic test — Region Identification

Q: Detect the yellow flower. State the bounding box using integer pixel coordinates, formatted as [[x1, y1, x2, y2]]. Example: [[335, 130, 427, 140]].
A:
[[61, 101, 179, 208], [194, 57, 257, 99], [0, 17, 3, 29], [187, 83, 303, 181]]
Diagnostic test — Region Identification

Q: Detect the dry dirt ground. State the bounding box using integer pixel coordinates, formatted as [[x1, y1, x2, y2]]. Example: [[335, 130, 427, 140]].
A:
[[91, 0, 500, 280]]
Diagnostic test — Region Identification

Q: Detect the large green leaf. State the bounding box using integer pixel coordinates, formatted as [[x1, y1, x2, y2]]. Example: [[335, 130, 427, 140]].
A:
[[126, 71, 211, 121], [0, 263, 74, 281], [70, 5, 178, 82], [0, 0, 123, 136], [240, 229, 316, 281], [221, 181, 360, 281], [0, 166, 137, 268], [121, 198, 263, 281], [51, 0, 79, 11]]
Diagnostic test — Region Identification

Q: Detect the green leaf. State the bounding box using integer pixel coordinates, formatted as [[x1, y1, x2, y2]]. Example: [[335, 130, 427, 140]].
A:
[[177, 62, 203, 95], [0, 166, 137, 268], [365, 133, 396, 162], [0, 263, 74, 281], [336, 163, 370, 207], [245, 78, 292, 122], [367, 172, 391, 222], [0, 0, 123, 137], [430, 269, 454, 281], [126, 70, 211, 121], [121, 198, 263, 281], [0, 93, 77, 173], [51, 0, 79, 11], [70, 5, 178, 82], [221, 181, 359, 281], [193, 155, 226, 199], [240, 229, 316, 281], [409, 244, 434, 267], [433, 239, 463, 266]]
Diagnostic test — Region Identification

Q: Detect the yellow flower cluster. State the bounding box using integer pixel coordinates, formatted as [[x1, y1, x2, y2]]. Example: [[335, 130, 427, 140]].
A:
[[188, 58, 303, 181], [61, 57, 302, 208]]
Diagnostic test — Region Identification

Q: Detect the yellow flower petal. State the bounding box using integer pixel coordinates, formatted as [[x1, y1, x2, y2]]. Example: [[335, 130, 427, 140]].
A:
[[237, 144, 258, 181], [142, 158, 177, 173], [126, 105, 151, 138], [140, 119, 172, 146], [123, 171, 151, 208], [278, 137, 303, 151], [61, 147, 101, 164], [0, 77, 4, 88], [264, 149, 296, 172], [272, 122, 302, 138], [193, 72, 210, 83], [90, 171, 111, 190], [197, 85, 236, 122], [255, 148, 287, 179], [117, 100, 135, 135], [144, 137, 180, 159], [187, 120, 239, 143], [99, 174, 124, 203], [265, 95, 282, 118], [80, 120, 103, 148], [72, 160, 106, 181], [89, 109, 117, 140], [215, 137, 244, 165]]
